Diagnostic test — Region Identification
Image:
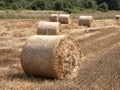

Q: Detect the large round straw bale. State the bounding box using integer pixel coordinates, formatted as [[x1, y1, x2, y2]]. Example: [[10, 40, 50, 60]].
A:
[[79, 16, 94, 27], [59, 14, 71, 24], [37, 21, 61, 35], [115, 15, 120, 19], [50, 14, 58, 22], [21, 35, 81, 79]]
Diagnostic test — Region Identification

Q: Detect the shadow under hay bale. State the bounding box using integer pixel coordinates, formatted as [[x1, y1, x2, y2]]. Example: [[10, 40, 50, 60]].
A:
[[79, 16, 94, 27], [37, 21, 61, 35], [21, 35, 82, 80]]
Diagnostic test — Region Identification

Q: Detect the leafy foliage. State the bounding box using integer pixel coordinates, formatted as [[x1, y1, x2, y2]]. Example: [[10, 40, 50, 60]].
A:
[[0, 0, 119, 12], [98, 2, 108, 12], [83, 0, 98, 9], [96, 0, 120, 10]]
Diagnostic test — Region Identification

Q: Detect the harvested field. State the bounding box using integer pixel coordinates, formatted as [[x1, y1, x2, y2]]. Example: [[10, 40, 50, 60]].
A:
[[0, 19, 120, 90]]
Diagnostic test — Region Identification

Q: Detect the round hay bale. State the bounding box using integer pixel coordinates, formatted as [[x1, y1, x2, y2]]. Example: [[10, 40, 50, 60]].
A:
[[50, 14, 59, 22], [59, 14, 71, 24], [37, 21, 61, 35], [115, 15, 120, 19], [79, 16, 94, 27], [21, 35, 81, 79]]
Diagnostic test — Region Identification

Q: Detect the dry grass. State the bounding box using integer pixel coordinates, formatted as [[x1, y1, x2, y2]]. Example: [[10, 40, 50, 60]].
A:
[[0, 14, 120, 90], [0, 10, 120, 20]]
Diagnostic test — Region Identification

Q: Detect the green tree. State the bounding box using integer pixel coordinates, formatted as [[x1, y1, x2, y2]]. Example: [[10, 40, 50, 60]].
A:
[[96, 0, 120, 10], [0, 0, 5, 9], [54, 0, 63, 10], [83, 0, 98, 9], [10, 0, 28, 10], [30, 0, 46, 10], [98, 2, 108, 12], [0, 0, 119, 11]]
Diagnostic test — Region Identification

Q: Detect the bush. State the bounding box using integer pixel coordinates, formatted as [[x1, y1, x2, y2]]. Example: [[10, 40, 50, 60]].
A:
[[98, 2, 108, 12], [30, 0, 46, 10], [83, 0, 98, 10], [0, 0, 6, 9], [54, 0, 63, 10], [63, 8, 72, 14], [0, 0, 119, 11]]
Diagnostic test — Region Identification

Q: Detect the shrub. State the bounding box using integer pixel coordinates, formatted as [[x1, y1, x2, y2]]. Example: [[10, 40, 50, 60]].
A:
[[54, 0, 63, 11], [98, 2, 108, 12], [83, 0, 98, 10], [30, 0, 46, 10], [63, 8, 72, 14]]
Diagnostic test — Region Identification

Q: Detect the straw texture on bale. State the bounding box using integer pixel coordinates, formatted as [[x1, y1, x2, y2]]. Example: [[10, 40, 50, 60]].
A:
[[50, 14, 58, 22], [37, 21, 61, 35], [59, 14, 71, 24], [115, 15, 120, 19], [21, 35, 81, 79], [79, 16, 94, 27]]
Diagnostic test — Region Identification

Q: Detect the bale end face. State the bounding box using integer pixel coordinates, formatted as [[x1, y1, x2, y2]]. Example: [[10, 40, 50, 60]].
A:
[[21, 35, 81, 80], [54, 36, 81, 79]]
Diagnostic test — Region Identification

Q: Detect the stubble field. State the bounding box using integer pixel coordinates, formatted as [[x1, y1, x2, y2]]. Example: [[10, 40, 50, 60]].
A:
[[0, 11, 120, 90]]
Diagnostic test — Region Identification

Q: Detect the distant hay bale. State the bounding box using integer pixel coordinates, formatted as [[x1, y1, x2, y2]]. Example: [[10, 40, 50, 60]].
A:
[[37, 21, 61, 35], [50, 14, 58, 22], [79, 16, 94, 27], [115, 15, 120, 19], [21, 35, 81, 79], [59, 14, 71, 24]]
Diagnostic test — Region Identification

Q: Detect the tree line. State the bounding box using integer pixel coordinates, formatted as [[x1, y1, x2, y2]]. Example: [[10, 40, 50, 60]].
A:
[[0, 0, 120, 13]]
